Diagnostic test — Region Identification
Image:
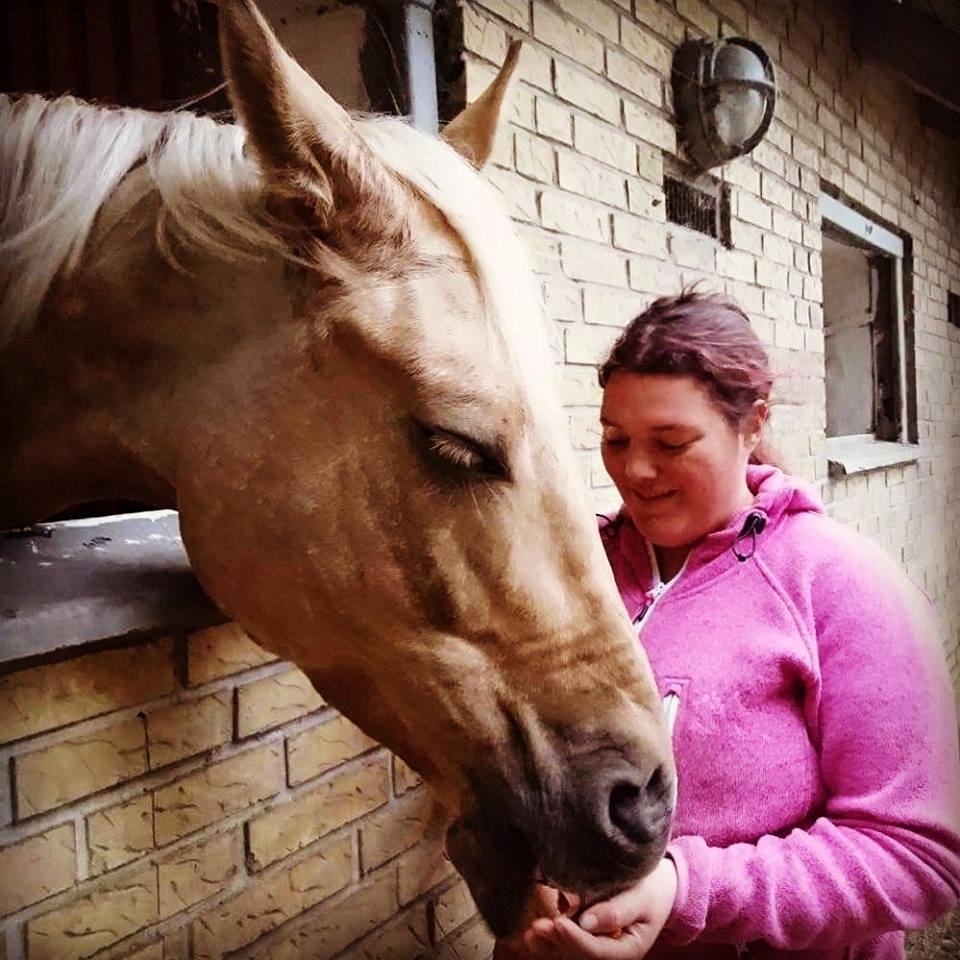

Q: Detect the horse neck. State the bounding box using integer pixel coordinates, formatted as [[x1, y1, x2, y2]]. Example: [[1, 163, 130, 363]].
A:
[[0, 175, 295, 527]]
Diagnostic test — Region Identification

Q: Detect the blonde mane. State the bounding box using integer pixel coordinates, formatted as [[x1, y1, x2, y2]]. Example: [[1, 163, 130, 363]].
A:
[[0, 95, 551, 393]]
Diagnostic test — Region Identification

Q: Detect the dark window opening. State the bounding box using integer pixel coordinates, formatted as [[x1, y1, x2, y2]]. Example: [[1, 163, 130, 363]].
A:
[[949, 291, 960, 329], [664, 175, 732, 247]]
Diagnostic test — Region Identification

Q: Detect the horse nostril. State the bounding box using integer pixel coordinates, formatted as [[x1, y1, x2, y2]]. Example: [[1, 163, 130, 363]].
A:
[[608, 765, 669, 844]]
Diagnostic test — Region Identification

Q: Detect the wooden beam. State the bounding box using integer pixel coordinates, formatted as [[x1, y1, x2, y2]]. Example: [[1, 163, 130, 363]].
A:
[[917, 93, 960, 144], [853, 0, 960, 110]]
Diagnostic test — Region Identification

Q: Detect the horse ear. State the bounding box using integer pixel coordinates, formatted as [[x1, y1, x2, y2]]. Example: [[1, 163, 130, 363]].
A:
[[442, 41, 523, 169], [218, 0, 403, 233]]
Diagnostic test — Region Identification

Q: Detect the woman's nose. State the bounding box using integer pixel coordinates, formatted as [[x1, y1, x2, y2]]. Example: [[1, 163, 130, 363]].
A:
[[625, 451, 657, 482]]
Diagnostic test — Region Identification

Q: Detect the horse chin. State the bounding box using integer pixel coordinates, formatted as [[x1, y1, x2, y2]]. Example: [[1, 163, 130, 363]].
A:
[[445, 815, 537, 938]]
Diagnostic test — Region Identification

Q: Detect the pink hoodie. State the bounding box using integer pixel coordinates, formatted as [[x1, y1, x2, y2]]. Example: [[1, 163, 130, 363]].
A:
[[600, 465, 960, 960]]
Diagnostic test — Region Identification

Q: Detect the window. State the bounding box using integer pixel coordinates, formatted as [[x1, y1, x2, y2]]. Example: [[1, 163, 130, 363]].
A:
[[820, 193, 916, 476], [949, 291, 960, 330]]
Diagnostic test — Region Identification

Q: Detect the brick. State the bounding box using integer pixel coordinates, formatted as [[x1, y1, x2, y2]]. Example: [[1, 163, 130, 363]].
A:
[[620, 19, 672, 74], [474, 0, 529, 29], [716, 248, 756, 283], [153, 742, 283, 844], [435, 917, 495, 960], [573, 115, 636, 173], [535, 97, 572, 144], [623, 101, 676, 152], [633, 0, 685, 43], [541, 191, 610, 242], [561, 238, 628, 285], [557, 152, 626, 207], [287, 713, 378, 786], [338, 907, 430, 960], [16, 717, 147, 817], [543, 278, 583, 323], [122, 943, 162, 960], [247, 759, 389, 870], [518, 43, 553, 92], [613, 210, 664, 253], [764, 290, 796, 325], [359, 788, 434, 873], [736, 192, 773, 229], [435, 877, 478, 936], [626, 179, 666, 220], [514, 130, 555, 183], [0, 823, 75, 915], [605, 49, 661, 106], [463, 5, 507, 64], [532, 3, 603, 72], [763, 233, 794, 266], [677, 0, 719, 35], [761, 173, 794, 210], [554, 62, 620, 123], [87, 794, 154, 875], [485, 167, 539, 223], [187, 623, 275, 686], [636, 144, 663, 183], [628, 256, 673, 294], [669, 230, 717, 272], [245, 868, 397, 960], [236, 668, 324, 738], [555, 0, 619, 41], [582, 284, 647, 326], [146, 692, 232, 768], [191, 833, 353, 960], [158, 830, 241, 919], [0, 639, 175, 745], [757, 259, 789, 292], [397, 841, 457, 905], [392, 755, 423, 795], [564, 324, 621, 365], [27, 865, 157, 960]]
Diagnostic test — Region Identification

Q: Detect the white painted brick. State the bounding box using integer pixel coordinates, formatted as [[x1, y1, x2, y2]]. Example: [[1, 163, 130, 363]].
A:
[[558, 152, 627, 206], [555, 0, 619, 41], [757, 259, 789, 291], [564, 323, 622, 364], [582, 283, 648, 326], [764, 290, 796, 325], [573, 115, 637, 173], [605, 49, 661, 106], [555, 61, 621, 123], [474, 0, 530, 29], [543, 279, 583, 323], [737, 192, 773, 229], [627, 179, 666, 221], [485, 167, 539, 222], [633, 0, 685, 43], [533, 3, 604, 72], [730, 219, 764, 255], [723, 158, 761, 194], [620, 19, 672, 74], [677, 0, 720, 35], [463, 6, 508, 64], [669, 229, 717, 272], [636, 143, 663, 183], [612, 211, 661, 254], [772, 209, 803, 243], [762, 233, 794, 266], [760, 173, 794, 210], [623, 101, 677, 152], [628, 256, 674, 293], [561, 237, 628, 285], [541, 190, 610, 242], [515, 130, 556, 183], [535, 97, 573, 144], [519, 43, 553, 91], [716, 248, 756, 283]]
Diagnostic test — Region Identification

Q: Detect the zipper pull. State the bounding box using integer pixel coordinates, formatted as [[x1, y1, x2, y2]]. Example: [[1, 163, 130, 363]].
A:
[[633, 582, 666, 624]]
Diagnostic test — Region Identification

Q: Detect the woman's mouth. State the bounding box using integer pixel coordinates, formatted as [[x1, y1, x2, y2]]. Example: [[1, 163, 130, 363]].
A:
[[634, 490, 676, 502]]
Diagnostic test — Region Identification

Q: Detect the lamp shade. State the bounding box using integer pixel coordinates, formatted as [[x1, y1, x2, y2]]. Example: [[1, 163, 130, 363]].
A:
[[672, 38, 777, 170]]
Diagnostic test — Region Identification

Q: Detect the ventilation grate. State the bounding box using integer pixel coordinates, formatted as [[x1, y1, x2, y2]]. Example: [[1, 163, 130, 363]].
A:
[[664, 175, 732, 246], [949, 291, 960, 329]]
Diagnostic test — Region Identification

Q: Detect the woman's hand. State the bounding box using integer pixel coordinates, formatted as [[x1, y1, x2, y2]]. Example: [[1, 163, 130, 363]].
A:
[[517, 857, 678, 959]]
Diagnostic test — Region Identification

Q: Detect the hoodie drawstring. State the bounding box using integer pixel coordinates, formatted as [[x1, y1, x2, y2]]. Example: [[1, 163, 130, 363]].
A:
[[732, 511, 767, 562]]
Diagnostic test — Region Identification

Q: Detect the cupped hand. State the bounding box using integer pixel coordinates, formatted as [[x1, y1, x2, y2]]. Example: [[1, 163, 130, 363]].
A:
[[509, 857, 678, 959]]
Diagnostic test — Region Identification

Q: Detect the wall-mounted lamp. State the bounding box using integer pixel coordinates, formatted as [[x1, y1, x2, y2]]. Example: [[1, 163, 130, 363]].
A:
[[672, 38, 777, 170]]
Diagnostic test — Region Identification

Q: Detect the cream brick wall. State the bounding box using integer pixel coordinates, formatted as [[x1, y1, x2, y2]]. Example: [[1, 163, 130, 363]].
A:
[[462, 0, 960, 696], [0, 626, 487, 960]]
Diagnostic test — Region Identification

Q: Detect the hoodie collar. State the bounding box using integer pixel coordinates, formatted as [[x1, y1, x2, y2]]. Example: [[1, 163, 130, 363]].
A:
[[605, 466, 824, 613]]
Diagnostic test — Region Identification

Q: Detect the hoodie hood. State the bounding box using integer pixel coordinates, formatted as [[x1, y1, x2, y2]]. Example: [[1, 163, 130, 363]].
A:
[[601, 465, 825, 621]]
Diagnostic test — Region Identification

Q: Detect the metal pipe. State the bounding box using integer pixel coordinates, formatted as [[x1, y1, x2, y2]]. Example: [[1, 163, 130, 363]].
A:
[[403, 0, 439, 134]]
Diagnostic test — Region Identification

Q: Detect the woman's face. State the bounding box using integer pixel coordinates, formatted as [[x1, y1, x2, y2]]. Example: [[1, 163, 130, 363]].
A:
[[600, 372, 763, 549]]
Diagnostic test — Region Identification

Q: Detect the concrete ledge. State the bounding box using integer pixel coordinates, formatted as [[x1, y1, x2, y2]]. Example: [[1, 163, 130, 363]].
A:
[[0, 511, 224, 669], [826, 434, 919, 478]]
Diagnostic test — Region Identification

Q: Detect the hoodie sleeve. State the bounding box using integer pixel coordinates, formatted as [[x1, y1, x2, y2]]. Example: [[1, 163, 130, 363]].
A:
[[663, 542, 960, 950]]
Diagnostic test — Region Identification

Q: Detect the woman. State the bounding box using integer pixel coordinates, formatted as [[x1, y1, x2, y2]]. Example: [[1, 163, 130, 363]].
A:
[[502, 290, 960, 960]]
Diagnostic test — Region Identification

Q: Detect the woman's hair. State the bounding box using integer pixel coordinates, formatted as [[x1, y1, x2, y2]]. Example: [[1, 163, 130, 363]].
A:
[[598, 288, 779, 466]]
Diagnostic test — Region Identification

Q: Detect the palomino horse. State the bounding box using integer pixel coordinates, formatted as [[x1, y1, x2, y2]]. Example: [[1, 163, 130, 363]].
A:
[[0, 0, 674, 936]]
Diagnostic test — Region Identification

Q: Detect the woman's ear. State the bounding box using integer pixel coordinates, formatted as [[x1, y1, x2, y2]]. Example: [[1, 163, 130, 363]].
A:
[[743, 399, 769, 451]]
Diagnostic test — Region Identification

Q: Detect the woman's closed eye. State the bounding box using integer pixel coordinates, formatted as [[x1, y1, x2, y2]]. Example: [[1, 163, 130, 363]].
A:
[[658, 438, 696, 453]]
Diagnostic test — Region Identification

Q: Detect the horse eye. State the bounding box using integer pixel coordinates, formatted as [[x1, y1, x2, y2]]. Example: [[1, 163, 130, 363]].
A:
[[413, 422, 510, 482]]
